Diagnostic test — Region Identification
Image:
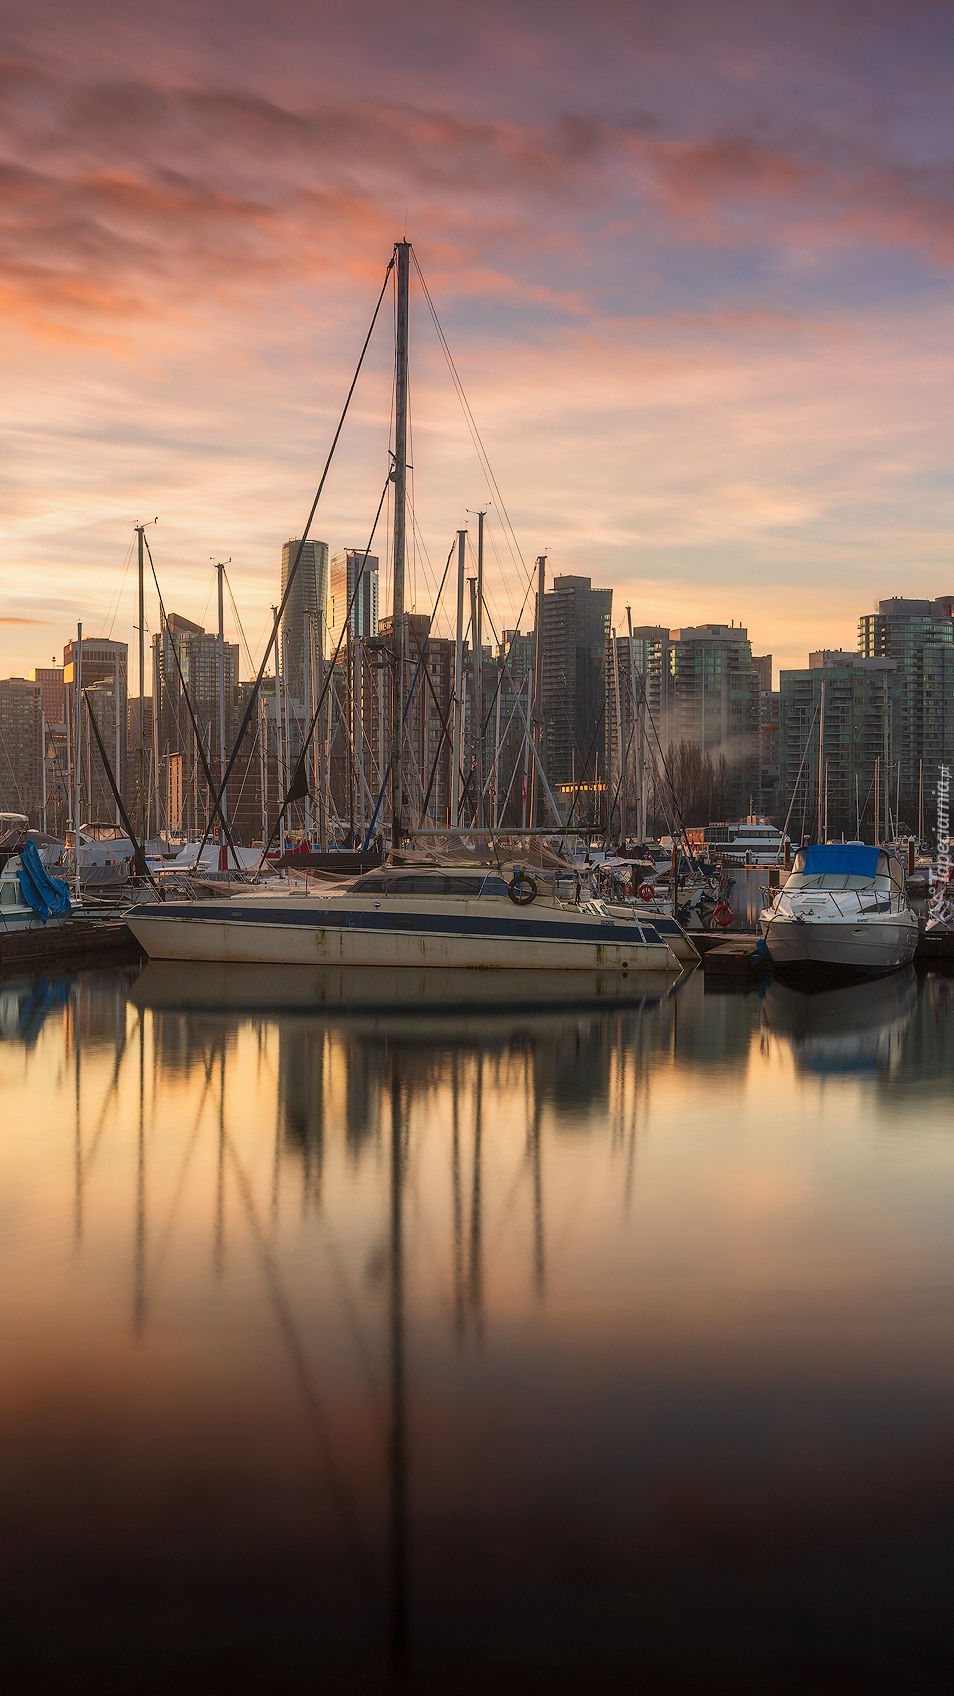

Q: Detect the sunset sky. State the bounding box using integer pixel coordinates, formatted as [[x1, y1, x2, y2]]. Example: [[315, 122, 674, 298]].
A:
[[3, 0, 954, 685]]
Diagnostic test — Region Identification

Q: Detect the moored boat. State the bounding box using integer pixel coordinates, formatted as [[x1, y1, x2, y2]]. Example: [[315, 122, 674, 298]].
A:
[[126, 863, 682, 972], [0, 821, 73, 932], [758, 843, 917, 974]]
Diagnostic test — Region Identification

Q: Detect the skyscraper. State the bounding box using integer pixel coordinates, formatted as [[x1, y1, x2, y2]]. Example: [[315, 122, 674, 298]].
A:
[[329, 549, 379, 652], [858, 596, 954, 820], [280, 538, 329, 702], [539, 575, 612, 792], [0, 678, 43, 824], [63, 636, 128, 818], [780, 651, 898, 842], [666, 625, 761, 819]]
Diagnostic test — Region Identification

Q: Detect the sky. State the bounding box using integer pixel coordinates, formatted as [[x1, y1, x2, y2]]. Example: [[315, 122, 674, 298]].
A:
[[3, 0, 954, 686]]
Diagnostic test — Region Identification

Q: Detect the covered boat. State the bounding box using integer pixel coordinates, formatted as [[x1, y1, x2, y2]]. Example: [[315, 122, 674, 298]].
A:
[[758, 843, 917, 973]]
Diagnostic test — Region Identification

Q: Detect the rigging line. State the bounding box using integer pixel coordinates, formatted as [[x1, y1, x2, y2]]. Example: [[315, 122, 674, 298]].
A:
[[196, 252, 395, 863], [563, 702, 607, 834], [411, 249, 529, 588], [415, 252, 543, 681], [143, 536, 243, 864], [362, 537, 459, 846], [104, 532, 136, 640], [637, 683, 703, 867], [198, 567, 217, 632], [223, 569, 255, 675], [484, 509, 520, 636], [82, 691, 163, 897], [0, 722, 27, 811], [255, 471, 392, 870], [412, 254, 542, 697]]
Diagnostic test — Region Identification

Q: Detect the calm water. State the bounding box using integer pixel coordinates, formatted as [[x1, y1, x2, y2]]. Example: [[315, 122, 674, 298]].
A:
[[3, 961, 954, 1693]]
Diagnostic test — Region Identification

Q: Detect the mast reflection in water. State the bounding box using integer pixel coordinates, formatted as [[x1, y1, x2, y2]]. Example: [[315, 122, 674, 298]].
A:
[[2, 962, 954, 1691]]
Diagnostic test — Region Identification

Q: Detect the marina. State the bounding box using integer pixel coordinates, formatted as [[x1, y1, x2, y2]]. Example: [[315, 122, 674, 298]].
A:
[[5, 19, 954, 1681]]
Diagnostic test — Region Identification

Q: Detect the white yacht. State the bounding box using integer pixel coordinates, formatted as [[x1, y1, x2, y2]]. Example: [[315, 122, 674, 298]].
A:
[[706, 821, 789, 864], [126, 864, 682, 974], [758, 844, 918, 973]]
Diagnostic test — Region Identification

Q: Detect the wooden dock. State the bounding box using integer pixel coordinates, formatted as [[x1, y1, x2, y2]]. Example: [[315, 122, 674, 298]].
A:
[[0, 918, 144, 977]]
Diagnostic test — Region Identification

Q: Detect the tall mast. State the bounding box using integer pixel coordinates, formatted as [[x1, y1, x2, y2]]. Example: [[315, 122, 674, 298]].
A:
[[451, 529, 467, 828], [530, 555, 545, 827], [475, 510, 485, 829], [390, 239, 410, 852], [216, 561, 227, 867], [137, 525, 146, 838], [272, 606, 285, 857], [73, 621, 82, 900]]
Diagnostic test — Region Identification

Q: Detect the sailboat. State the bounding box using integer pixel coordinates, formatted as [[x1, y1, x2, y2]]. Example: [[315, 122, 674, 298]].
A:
[[127, 243, 681, 977]]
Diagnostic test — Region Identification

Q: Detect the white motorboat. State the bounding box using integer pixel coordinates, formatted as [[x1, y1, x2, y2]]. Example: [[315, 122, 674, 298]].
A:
[[758, 844, 918, 973], [126, 864, 682, 973]]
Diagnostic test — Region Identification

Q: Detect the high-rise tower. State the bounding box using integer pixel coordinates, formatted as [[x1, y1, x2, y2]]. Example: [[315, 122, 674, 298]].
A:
[[280, 539, 329, 702]]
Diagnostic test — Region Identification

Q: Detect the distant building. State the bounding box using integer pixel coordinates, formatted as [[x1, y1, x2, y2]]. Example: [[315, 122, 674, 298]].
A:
[[752, 653, 773, 694], [63, 636, 128, 823], [759, 690, 780, 817], [280, 538, 329, 701], [857, 597, 954, 823], [32, 666, 66, 727], [666, 625, 761, 819], [0, 678, 43, 824], [329, 549, 379, 652], [151, 615, 238, 839], [539, 575, 612, 794], [780, 651, 898, 841]]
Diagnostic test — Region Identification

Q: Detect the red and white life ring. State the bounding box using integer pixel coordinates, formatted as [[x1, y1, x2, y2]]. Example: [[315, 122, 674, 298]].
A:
[[713, 903, 734, 928], [638, 883, 655, 902]]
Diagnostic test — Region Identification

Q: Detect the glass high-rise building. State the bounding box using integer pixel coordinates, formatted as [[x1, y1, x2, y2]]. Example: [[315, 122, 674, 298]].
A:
[[328, 549, 379, 652], [858, 597, 954, 821], [539, 575, 612, 791], [280, 538, 329, 704]]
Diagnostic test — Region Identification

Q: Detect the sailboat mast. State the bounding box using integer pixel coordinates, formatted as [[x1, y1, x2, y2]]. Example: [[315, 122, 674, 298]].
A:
[[530, 555, 545, 827], [390, 239, 410, 852], [216, 561, 227, 865], [475, 509, 485, 829], [137, 525, 146, 839]]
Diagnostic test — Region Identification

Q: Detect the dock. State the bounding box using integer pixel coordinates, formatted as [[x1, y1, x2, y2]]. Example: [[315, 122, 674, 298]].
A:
[[0, 918, 144, 977], [700, 935, 772, 981]]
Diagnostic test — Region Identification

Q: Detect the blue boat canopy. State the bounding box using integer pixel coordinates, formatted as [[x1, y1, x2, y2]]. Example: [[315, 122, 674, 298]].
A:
[[17, 840, 71, 923], [801, 844, 881, 877]]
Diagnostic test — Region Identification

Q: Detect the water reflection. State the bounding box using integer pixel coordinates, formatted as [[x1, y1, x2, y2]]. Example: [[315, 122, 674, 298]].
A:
[[2, 962, 954, 1691], [761, 967, 918, 1075]]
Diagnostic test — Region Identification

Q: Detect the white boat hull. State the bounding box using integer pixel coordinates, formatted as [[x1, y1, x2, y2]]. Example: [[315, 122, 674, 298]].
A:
[[761, 913, 918, 972], [127, 895, 680, 972]]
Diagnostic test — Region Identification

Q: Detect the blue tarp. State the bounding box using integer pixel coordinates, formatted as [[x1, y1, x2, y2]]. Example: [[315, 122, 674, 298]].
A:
[[17, 840, 72, 923], [803, 844, 880, 878]]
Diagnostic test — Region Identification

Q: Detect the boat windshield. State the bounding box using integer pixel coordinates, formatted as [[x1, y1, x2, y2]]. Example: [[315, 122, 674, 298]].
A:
[[788, 844, 903, 893], [787, 873, 886, 892], [349, 873, 509, 898]]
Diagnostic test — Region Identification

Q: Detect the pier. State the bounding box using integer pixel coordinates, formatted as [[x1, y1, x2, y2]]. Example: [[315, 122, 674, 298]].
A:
[[0, 917, 143, 977]]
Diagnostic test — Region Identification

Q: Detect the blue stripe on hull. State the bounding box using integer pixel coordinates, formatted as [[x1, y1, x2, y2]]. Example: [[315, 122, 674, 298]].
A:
[[130, 902, 659, 949]]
